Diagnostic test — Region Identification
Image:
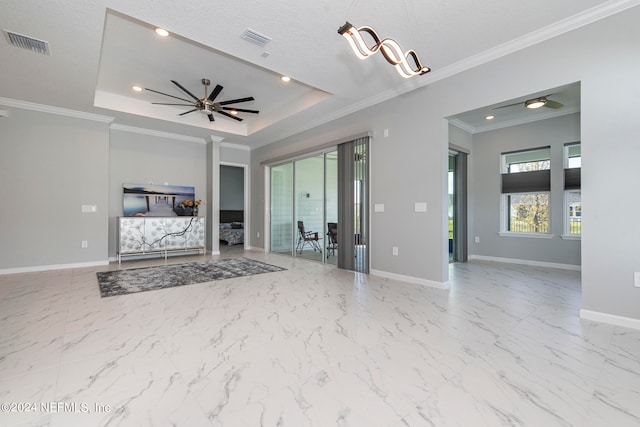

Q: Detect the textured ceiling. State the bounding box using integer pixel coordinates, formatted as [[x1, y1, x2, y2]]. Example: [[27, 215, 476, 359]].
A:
[[0, 0, 632, 147]]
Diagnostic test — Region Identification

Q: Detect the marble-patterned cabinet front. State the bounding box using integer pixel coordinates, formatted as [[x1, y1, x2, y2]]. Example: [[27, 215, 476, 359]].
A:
[[117, 216, 205, 261]]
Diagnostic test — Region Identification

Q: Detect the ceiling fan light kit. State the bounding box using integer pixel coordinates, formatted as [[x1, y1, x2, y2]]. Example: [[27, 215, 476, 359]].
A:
[[525, 98, 546, 109], [337, 21, 430, 78], [493, 95, 564, 111], [145, 78, 259, 122]]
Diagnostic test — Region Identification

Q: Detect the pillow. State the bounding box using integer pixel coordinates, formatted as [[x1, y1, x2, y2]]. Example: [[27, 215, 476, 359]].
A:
[[220, 223, 232, 229], [231, 222, 243, 229]]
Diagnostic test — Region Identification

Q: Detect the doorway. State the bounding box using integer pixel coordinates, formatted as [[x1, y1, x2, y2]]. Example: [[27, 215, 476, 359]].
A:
[[219, 164, 247, 253], [448, 149, 467, 262]]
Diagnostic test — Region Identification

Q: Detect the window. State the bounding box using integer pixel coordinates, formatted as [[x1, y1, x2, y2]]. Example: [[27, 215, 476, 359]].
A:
[[564, 143, 581, 237], [501, 147, 551, 234]]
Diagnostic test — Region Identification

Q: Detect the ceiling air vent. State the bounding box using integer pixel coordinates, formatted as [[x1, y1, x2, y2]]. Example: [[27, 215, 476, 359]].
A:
[[4, 30, 50, 55], [240, 28, 271, 47]]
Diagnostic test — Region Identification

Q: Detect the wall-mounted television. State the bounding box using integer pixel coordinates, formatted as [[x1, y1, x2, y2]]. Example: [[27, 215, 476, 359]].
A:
[[123, 183, 195, 216]]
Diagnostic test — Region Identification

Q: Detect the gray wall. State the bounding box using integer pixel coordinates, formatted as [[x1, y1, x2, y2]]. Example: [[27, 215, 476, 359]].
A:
[[220, 145, 250, 165], [108, 129, 207, 259], [220, 165, 244, 210], [251, 7, 640, 320], [469, 114, 581, 266], [0, 108, 110, 269]]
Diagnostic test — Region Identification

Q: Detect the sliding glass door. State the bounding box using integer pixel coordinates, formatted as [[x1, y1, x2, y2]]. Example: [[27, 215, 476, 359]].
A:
[[270, 163, 293, 255], [325, 152, 338, 265], [270, 151, 338, 263], [269, 137, 368, 274], [294, 154, 325, 261]]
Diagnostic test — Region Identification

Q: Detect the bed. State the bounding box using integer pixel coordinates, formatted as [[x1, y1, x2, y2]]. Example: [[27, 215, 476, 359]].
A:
[[219, 210, 244, 245]]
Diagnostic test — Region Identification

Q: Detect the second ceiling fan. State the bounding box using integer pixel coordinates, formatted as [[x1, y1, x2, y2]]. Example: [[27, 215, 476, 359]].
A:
[[493, 95, 564, 111], [146, 78, 259, 122]]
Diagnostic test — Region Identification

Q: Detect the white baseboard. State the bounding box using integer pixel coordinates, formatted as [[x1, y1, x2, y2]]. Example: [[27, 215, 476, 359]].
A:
[[245, 246, 265, 252], [580, 309, 640, 330], [0, 260, 110, 276], [370, 269, 450, 290], [468, 255, 581, 271]]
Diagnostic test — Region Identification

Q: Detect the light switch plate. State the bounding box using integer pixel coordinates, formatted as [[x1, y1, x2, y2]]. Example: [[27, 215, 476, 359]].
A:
[[374, 204, 385, 213], [414, 202, 427, 212], [635, 272, 640, 288], [81, 205, 97, 213]]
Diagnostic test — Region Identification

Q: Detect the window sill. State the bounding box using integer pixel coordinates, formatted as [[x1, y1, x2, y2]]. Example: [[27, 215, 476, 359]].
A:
[[498, 232, 554, 239], [561, 234, 581, 240]]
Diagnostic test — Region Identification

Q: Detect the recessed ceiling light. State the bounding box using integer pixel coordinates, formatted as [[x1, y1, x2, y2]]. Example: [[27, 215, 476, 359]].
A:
[[281, 76, 291, 82], [485, 115, 495, 120], [132, 86, 143, 92], [230, 110, 238, 115], [155, 28, 169, 37]]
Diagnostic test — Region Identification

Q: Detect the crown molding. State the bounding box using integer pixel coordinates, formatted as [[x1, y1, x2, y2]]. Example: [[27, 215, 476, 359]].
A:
[[109, 123, 206, 144], [220, 141, 250, 151], [448, 119, 476, 134], [257, 0, 640, 148], [0, 97, 114, 123], [400, 0, 640, 93], [452, 106, 580, 134]]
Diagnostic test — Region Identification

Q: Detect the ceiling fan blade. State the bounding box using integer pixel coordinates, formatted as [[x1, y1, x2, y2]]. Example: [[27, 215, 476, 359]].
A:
[[207, 112, 215, 122], [218, 96, 255, 106], [544, 100, 564, 109], [492, 101, 523, 110], [171, 80, 201, 102], [222, 107, 259, 114], [145, 88, 192, 103], [207, 84, 223, 102], [178, 108, 199, 116], [152, 103, 195, 106], [217, 110, 243, 121]]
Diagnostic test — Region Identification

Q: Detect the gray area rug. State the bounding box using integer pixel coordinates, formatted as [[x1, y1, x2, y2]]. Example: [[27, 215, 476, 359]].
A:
[[97, 257, 286, 297]]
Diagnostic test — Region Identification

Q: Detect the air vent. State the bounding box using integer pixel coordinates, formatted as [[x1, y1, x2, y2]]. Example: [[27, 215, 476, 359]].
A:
[[240, 28, 271, 47], [4, 30, 50, 55]]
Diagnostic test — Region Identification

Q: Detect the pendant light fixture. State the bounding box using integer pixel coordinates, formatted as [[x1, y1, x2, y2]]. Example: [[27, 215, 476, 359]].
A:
[[338, 21, 431, 78]]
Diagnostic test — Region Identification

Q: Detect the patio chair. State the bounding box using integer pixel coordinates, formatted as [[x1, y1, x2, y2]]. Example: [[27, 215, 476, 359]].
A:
[[326, 222, 338, 258], [296, 221, 321, 254]]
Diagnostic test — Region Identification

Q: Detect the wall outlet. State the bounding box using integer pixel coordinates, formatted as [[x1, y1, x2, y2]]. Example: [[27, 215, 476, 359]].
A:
[[475, 236, 480, 243], [635, 272, 640, 288], [414, 202, 427, 212], [392, 247, 398, 256], [81, 240, 88, 248]]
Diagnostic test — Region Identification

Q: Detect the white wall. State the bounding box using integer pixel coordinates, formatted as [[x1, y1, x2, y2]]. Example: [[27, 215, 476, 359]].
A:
[[251, 6, 640, 320], [0, 107, 110, 271]]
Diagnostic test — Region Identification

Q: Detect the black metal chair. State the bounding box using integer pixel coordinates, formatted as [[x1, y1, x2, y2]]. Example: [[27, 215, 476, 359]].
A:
[[296, 221, 321, 254], [326, 222, 338, 258]]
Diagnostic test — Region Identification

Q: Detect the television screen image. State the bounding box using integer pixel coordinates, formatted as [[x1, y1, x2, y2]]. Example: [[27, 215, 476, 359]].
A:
[[123, 183, 195, 216]]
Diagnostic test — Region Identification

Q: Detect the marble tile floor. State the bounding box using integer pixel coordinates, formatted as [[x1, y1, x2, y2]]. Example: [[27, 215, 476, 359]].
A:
[[1, 251, 639, 426]]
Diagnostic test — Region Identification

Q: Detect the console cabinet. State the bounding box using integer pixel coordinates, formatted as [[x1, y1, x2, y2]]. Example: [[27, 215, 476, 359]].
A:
[[117, 216, 205, 263]]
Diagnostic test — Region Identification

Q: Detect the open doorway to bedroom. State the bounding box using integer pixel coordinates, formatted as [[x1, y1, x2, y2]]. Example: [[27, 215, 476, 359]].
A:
[[219, 164, 246, 254]]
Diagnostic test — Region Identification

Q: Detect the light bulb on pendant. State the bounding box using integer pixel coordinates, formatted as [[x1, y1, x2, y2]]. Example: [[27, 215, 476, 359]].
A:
[[338, 21, 430, 78]]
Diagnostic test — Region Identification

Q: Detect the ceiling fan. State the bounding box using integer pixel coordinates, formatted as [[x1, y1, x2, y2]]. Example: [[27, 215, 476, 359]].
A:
[[145, 78, 259, 122], [493, 95, 564, 111]]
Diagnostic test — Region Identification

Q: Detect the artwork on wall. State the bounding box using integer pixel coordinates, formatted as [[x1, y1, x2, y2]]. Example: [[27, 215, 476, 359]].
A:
[[123, 183, 195, 217]]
